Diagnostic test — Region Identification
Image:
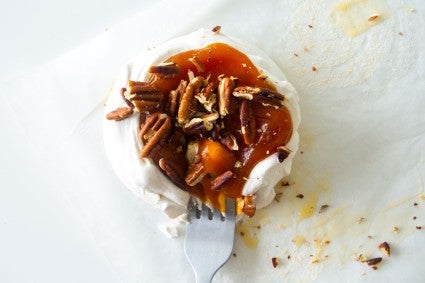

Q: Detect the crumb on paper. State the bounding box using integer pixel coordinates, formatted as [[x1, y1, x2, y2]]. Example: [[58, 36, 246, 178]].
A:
[[392, 226, 399, 233], [296, 194, 304, 199], [272, 257, 279, 268], [308, 24, 313, 28], [368, 14, 379, 21], [379, 242, 390, 257], [416, 226, 422, 230], [312, 66, 317, 72], [357, 217, 366, 224], [319, 204, 330, 213], [399, 32, 404, 36]]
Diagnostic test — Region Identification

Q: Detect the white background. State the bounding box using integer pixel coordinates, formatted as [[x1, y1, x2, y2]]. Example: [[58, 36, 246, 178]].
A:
[[1, 0, 424, 282]]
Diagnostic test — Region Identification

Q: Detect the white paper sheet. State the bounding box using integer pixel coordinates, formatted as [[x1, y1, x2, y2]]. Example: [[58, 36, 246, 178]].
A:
[[1, 0, 424, 282]]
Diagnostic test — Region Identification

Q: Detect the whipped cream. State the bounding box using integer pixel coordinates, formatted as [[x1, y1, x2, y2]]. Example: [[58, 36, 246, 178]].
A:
[[103, 29, 300, 232]]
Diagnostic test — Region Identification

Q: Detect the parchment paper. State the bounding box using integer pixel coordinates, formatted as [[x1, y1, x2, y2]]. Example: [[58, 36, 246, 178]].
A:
[[2, 0, 424, 282]]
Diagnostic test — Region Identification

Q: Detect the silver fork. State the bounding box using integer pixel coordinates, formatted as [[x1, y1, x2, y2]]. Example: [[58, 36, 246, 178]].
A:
[[184, 197, 236, 283]]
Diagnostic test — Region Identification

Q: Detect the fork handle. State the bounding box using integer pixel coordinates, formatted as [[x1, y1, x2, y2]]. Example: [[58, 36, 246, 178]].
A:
[[195, 272, 214, 283]]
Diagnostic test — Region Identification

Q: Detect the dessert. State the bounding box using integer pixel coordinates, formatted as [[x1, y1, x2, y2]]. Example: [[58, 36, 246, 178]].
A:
[[104, 28, 300, 221]]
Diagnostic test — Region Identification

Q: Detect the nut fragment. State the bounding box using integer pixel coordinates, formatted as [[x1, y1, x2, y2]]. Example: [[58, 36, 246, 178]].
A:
[[271, 257, 279, 268], [185, 162, 206, 186], [378, 242, 390, 257], [148, 62, 181, 77], [159, 158, 186, 188], [195, 81, 217, 112], [220, 133, 239, 151], [242, 195, 256, 217], [139, 113, 172, 158], [106, 107, 134, 121], [120, 87, 134, 108], [183, 113, 218, 135], [189, 56, 206, 73], [168, 80, 187, 117], [178, 76, 204, 124], [211, 171, 234, 190], [277, 146, 291, 163], [365, 257, 382, 266], [233, 86, 285, 108], [218, 77, 236, 116], [212, 25, 221, 34], [240, 100, 256, 145], [368, 14, 379, 21]]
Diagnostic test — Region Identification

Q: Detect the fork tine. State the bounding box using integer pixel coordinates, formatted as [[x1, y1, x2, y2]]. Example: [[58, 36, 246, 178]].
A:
[[187, 198, 197, 221], [225, 198, 236, 220], [200, 203, 210, 218]]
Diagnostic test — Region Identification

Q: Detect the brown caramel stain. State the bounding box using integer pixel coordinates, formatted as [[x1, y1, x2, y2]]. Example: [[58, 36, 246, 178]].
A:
[[298, 193, 319, 220], [237, 222, 259, 249]]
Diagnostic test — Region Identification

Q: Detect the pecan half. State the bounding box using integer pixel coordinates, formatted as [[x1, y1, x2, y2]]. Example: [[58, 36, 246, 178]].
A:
[[211, 171, 234, 190], [148, 62, 180, 78], [195, 81, 217, 112], [240, 100, 256, 145], [242, 195, 256, 217], [218, 77, 237, 117], [185, 162, 206, 186], [139, 113, 172, 158], [233, 86, 285, 108], [183, 113, 219, 135], [189, 56, 206, 73], [125, 81, 164, 113], [167, 80, 187, 117], [106, 107, 134, 121], [159, 158, 186, 188], [177, 76, 204, 124]]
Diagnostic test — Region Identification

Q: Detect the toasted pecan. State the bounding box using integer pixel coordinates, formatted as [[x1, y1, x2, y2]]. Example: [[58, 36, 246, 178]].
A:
[[240, 100, 256, 145], [159, 158, 186, 188], [242, 195, 256, 217], [177, 76, 204, 124], [139, 113, 172, 158], [218, 77, 237, 117], [148, 62, 180, 78], [211, 171, 234, 190], [233, 86, 285, 108], [106, 107, 134, 121]]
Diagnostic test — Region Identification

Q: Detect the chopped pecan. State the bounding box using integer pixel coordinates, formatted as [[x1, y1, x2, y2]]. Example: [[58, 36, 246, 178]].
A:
[[120, 87, 134, 108], [211, 171, 234, 190], [240, 100, 256, 145], [139, 113, 172, 158], [106, 107, 134, 121], [233, 86, 285, 108], [212, 25, 221, 34], [242, 195, 256, 217], [185, 162, 206, 186], [189, 56, 206, 73], [379, 242, 390, 257], [168, 80, 187, 117], [159, 158, 186, 188], [183, 113, 219, 135], [177, 76, 204, 124], [220, 133, 238, 151], [218, 77, 237, 117], [365, 257, 382, 266], [277, 146, 291, 163], [195, 81, 217, 112], [125, 80, 164, 113], [148, 62, 180, 77]]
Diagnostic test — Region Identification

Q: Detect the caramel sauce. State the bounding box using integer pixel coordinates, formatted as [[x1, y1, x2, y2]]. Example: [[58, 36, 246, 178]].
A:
[[149, 43, 293, 209]]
